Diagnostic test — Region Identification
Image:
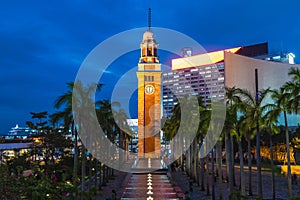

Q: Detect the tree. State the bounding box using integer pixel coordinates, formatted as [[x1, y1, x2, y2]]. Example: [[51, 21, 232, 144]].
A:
[[235, 116, 246, 196], [224, 87, 242, 195], [27, 111, 51, 166], [281, 67, 300, 198], [284, 67, 300, 114], [52, 81, 102, 194], [237, 88, 270, 198], [162, 100, 181, 163], [262, 108, 280, 200], [52, 82, 79, 186], [96, 99, 116, 181], [28, 111, 48, 129], [269, 88, 293, 198], [195, 98, 211, 191]]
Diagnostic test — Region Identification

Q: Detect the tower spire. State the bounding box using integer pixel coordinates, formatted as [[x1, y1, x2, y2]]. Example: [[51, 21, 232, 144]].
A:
[[148, 8, 151, 31]]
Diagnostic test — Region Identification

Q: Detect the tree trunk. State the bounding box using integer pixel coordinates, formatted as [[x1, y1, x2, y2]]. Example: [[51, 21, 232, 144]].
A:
[[206, 156, 210, 195], [193, 139, 198, 183], [190, 144, 193, 177], [73, 125, 78, 186], [105, 166, 109, 183], [88, 157, 92, 190], [102, 164, 107, 186], [195, 137, 200, 186], [191, 140, 195, 180], [211, 148, 215, 200], [247, 133, 253, 196], [216, 140, 223, 199], [94, 158, 98, 195], [231, 135, 236, 187], [200, 156, 205, 191], [225, 131, 233, 194], [238, 140, 245, 195], [284, 110, 292, 198], [119, 130, 124, 163], [98, 163, 102, 190], [269, 134, 276, 200], [126, 135, 129, 161], [186, 146, 190, 176], [199, 136, 205, 191], [81, 144, 86, 199]]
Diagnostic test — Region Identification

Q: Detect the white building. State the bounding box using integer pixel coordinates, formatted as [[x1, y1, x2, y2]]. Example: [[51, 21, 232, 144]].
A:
[[162, 42, 296, 118]]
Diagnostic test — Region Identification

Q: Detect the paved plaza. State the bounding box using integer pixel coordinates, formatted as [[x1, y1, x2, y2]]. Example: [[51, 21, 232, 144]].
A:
[[94, 159, 300, 199]]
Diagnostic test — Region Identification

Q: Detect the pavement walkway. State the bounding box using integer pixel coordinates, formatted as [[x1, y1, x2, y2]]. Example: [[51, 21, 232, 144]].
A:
[[95, 170, 130, 200], [170, 164, 300, 200], [93, 161, 300, 199]]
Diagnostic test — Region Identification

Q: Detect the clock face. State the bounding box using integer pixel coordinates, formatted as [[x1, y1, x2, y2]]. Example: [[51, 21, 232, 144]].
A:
[[145, 84, 155, 94]]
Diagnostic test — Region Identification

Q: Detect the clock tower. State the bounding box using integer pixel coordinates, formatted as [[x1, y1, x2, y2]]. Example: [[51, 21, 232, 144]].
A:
[[136, 11, 162, 158]]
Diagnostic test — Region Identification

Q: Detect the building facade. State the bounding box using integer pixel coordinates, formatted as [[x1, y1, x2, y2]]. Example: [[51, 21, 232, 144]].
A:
[[162, 43, 295, 118]]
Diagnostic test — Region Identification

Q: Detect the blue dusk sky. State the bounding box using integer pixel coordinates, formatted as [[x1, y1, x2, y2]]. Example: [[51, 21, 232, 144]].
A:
[[0, 0, 300, 133]]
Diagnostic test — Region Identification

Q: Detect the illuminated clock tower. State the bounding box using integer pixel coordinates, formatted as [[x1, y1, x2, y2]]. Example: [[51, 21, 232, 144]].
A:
[[136, 10, 162, 158]]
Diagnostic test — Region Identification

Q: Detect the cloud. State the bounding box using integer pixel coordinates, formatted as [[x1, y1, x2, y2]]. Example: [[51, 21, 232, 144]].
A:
[[0, 0, 300, 133]]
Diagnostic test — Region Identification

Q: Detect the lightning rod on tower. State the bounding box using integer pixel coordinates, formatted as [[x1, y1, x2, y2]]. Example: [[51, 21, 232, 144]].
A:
[[148, 8, 151, 31]]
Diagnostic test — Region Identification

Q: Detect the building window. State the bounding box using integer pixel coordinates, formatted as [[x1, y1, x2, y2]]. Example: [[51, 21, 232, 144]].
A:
[[144, 76, 154, 82]]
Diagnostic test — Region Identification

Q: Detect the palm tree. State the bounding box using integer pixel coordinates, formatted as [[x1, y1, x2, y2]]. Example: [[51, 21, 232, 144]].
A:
[[238, 111, 262, 197], [162, 116, 178, 161], [28, 111, 48, 128], [238, 114, 255, 196], [197, 105, 211, 189], [235, 116, 246, 196], [279, 67, 300, 198], [215, 139, 223, 199], [179, 96, 202, 182], [166, 101, 182, 164], [113, 108, 133, 162], [52, 81, 102, 190], [52, 82, 78, 186], [162, 96, 203, 181], [284, 67, 300, 113], [224, 87, 242, 195], [96, 99, 118, 183], [262, 108, 280, 200], [162, 97, 186, 167], [237, 88, 270, 198], [269, 88, 293, 198]]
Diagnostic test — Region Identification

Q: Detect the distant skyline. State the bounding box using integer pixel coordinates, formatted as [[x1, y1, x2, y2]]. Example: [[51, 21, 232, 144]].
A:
[[1, 0, 300, 133]]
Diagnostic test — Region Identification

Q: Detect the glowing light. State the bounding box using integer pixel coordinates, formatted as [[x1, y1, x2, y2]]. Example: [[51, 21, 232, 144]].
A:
[[172, 47, 241, 70], [147, 190, 153, 195], [288, 53, 296, 64], [148, 158, 151, 168], [147, 185, 153, 190], [147, 182, 152, 186], [289, 53, 296, 58], [147, 196, 154, 200]]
